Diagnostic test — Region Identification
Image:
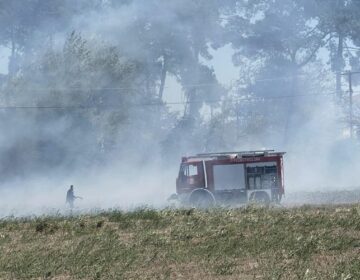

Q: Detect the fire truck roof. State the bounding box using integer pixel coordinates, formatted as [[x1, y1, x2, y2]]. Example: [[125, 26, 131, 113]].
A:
[[182, 150, 285, 163]]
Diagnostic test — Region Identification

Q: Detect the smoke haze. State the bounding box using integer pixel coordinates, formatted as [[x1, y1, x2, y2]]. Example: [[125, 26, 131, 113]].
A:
[[0, 0, 360, 216]]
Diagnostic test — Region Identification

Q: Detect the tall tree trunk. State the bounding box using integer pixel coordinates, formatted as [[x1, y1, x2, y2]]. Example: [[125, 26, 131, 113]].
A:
[[8, 26, 16, 77], [145, 64, 151, 98], [336, 34, 344, 99], [283, 64, 299, 147], [158, 55, 167, 101], [185, 47, 201, 119]]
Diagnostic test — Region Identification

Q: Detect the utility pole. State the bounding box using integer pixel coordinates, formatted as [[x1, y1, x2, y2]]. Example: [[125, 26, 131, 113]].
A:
[[348, 71, 353, 138], [335, 0, 345, 99], [342, 71, 360, 138], [236, 102, 240, 141]]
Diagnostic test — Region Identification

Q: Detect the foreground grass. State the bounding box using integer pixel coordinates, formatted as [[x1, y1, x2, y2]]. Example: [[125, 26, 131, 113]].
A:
[[1, 206, 360, 279]]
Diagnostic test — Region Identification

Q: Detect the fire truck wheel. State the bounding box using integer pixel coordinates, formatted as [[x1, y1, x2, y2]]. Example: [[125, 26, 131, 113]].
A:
[[189, 189, 216, 209], [251, 191, 271, 207]]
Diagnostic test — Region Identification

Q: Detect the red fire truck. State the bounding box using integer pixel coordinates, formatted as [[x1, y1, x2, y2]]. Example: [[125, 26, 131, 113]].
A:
[[174, 150, 285, 207]]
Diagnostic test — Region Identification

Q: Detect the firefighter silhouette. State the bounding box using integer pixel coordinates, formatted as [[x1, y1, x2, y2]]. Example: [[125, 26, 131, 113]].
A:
[[66, 185, 82, 208]]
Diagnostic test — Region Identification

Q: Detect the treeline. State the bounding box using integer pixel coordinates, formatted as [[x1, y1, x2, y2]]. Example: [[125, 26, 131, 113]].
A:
[[0, 0, 359, 180]]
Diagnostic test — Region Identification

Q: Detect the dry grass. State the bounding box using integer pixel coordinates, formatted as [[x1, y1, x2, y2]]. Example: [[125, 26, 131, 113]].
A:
[[1, 205, 360, 279]]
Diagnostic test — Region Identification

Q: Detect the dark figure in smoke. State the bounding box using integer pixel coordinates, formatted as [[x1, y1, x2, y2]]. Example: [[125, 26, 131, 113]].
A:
[[66, 185, 82, 208]]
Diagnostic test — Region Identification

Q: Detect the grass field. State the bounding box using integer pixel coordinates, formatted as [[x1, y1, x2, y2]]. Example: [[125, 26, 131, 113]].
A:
[[1, 205, 360, 279]]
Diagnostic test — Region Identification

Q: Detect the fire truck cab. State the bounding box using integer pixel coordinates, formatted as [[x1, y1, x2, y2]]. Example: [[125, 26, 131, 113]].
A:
[[175, 150, 285, 207]]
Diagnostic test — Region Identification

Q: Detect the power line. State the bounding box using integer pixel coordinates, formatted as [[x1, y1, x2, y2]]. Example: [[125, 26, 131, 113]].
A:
[[0, 91, 336, 110], [0, 74, 316, 93], [344, 46, 360, 52]]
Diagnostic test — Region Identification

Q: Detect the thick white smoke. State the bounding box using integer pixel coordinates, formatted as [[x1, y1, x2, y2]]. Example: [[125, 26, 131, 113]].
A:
[[0, 1, 359, 217]]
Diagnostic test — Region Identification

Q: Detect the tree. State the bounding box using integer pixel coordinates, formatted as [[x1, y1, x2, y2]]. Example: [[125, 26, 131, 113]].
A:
[[0, 0, 34, 75], [0, 0, 101, 76], [106, 0, 225, 115], [0, 32, 155, 178], [103, 0, 227, 155], [223, 0, 330, 145], [307, 0, 360, 98]]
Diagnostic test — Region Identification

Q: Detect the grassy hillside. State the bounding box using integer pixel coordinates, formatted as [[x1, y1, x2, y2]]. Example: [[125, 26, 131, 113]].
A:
[[1, 205, 360, 279]]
